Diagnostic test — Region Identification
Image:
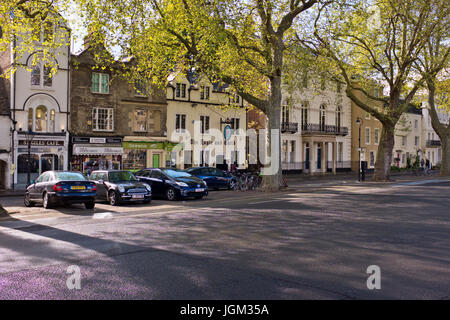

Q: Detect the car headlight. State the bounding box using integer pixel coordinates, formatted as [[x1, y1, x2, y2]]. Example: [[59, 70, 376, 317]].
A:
[[118, 185, 125, 193], [203, 181, 207, 187], [144, 184, 152, 192], [176, 182, 188, 187]]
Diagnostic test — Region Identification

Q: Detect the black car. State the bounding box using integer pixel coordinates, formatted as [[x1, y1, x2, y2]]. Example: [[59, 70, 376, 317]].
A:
[[186, 167, 232, 190], [24, 171, 97, 209], [89, 170, 152, 206], [135, 168, 208, 201]]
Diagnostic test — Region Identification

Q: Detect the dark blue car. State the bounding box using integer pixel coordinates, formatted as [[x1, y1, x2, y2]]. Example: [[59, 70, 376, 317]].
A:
[[24, 171, 97, 209], [135, 168, 208, 200], [186, 167, 231, 190]]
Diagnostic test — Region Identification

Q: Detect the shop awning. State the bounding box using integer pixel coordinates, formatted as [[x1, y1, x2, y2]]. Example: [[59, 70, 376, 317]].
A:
[[73, 145, 124, 155]]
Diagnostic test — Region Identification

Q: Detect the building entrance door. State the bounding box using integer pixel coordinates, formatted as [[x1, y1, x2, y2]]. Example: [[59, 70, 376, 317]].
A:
[[152, 153, 160, 168]]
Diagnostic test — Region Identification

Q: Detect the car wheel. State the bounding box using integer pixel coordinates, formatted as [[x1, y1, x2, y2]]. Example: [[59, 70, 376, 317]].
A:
[[84, 201, 95, 209], [166, 187, 178, 201], [24, 192, 34, 207], [43, 192, 52, 209], [109, 190, 120, 206]]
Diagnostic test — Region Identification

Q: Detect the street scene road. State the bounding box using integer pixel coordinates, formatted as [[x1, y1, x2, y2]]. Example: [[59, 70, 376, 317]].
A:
[[1, 176, 449, 299]]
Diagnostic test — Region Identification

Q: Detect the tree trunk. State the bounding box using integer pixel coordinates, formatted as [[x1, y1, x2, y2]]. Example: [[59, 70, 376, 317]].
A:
[[439, 134, 450, 176], [426, 82, 450, 177], [373, 124, 395, 181], [260, 76, 283, 192]]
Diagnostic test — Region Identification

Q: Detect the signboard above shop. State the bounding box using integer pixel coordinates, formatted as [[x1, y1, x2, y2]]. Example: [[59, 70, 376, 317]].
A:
[[72, 137, 123, 144]]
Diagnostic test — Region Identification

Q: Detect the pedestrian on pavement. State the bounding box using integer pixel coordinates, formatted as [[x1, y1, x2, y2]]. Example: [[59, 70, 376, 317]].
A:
[[425, 159, 431, 174]]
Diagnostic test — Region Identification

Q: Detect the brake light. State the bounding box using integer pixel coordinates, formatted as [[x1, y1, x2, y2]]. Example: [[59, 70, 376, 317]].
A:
[[53, 184, 63, 192], [91, 184, 97, 191]]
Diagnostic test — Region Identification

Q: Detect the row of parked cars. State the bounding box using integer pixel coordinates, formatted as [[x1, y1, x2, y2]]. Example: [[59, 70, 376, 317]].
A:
[[24, 167, 233, 209]]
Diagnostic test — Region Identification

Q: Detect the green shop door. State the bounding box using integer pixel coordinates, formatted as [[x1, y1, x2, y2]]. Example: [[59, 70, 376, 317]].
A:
[[152, 154, 160, 168]]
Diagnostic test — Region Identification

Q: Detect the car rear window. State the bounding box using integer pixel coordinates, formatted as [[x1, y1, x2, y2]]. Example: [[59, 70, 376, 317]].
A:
[[54, 172, 87, 181]]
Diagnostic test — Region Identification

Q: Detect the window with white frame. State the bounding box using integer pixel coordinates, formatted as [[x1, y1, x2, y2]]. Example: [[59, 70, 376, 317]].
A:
[[402, 136, 406, 147], [335, 106, 342, 129], [175, 114, 186, 133], [281, 100, 290, 123], [231, 118, 240, 133], [92, 73, 109, 94], [365, 127, 371, 145], [301, 101, 309, 128], [200, 115, 210, 134], [374, 128, 379, 145], [181, 83, 186, 98], [365, 112, 370, 120], [27, 106, 55, 132], [92, 108, 114, 131], [415, 136, 419, 146]]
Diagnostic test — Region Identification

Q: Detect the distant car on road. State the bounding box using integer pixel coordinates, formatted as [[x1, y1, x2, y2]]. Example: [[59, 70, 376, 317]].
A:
[[89, 170, 152, 206], [186, 167, 231, 190], [135, 168, 208, 200], [24, 171, 97, 209]]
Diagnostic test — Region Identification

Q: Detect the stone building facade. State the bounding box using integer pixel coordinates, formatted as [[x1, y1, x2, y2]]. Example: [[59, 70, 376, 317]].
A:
[[69, 46, 168, 174]]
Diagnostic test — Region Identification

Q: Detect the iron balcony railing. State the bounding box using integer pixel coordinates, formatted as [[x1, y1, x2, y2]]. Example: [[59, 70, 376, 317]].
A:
[[301, 123, 349, 136], [281, 122, 299, 133], [426, 140, 441, 147]]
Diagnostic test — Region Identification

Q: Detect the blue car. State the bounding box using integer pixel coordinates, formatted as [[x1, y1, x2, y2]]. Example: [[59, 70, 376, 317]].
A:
[[135, 168, 208, 201], [24, 171, 97, 209], [186, 167, 231, 190]]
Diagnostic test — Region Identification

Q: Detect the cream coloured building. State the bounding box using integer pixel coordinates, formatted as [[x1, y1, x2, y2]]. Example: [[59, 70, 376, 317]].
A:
[[421, 101, 449, 167], [166, 72, 247, 169], [0, 17, 70, 189], [392, 106, 423, 168], [281, 76, 352, 174]]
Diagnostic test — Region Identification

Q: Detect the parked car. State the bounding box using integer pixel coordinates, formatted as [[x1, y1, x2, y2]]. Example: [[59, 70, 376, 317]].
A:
[[186, 167, 232, 190], [24, 171, 97, 209], [134, 168, 208, 200], [89, 170, 152, 206]]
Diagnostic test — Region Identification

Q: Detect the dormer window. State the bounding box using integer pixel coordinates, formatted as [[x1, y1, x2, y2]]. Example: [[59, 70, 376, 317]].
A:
[[200, 85, 210, 100]]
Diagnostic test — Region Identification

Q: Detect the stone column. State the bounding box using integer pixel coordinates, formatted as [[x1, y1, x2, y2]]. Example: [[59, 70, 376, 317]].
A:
[[322, 142, 327, 174], [332, 142, 337, 174]]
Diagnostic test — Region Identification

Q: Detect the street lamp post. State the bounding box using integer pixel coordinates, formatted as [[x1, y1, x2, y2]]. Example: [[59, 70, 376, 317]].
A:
[[24, 129, 35, 187], [356, 117, 362, 182]]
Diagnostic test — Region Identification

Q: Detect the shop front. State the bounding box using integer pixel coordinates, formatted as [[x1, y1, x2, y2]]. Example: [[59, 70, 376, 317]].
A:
[[122, 139, 178, 171], [71, 136, 124, 175], [14, 132, 69, 187]]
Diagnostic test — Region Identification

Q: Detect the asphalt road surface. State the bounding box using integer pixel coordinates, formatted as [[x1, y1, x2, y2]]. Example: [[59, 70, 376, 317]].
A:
[[1, 178, 449, 299]]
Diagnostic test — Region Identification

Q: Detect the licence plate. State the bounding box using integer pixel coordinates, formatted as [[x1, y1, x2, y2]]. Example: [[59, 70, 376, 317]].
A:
[[132, 194, 145, 199], [71, 186, 86, 190], [195, 188, 204, 192]]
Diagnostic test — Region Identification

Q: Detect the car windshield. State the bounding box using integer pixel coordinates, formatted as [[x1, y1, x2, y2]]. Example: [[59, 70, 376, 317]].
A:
[[162, 169, 192, 178], [109, 171, 137, 182], [54, 172, 87, 181]]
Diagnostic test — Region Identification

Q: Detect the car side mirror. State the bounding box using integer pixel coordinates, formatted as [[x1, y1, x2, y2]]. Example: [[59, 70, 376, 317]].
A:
[[30, 180, 35, 184], [98, 179, 105, 184]]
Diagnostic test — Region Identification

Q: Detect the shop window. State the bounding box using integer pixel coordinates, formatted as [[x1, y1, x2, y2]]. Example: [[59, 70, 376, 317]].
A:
[[123, 149, 146, 170]]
